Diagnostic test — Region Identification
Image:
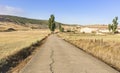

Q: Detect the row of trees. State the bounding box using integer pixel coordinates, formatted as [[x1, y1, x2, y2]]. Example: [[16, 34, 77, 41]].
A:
[[48, 15, 119, 34], [48, 14, 64, 33], [108, 17, 119, 34]]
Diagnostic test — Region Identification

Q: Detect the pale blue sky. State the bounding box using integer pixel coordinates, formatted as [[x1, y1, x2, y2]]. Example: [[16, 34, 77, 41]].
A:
[[0, 0, 120, 25]]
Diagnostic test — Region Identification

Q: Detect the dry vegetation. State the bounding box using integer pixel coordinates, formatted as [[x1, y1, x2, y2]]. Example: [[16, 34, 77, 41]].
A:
[[0, 22, 31, 31], [0, 30, 50, 63], [58, 33, 120, 71]]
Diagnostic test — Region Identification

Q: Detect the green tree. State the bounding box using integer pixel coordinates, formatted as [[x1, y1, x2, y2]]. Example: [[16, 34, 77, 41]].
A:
[[59, 24, 62, 31], [112, 17, 118, 33], [59, 24, 64, 32], [61, 27, 64, 32], [48, 14, 56, 33], [108, 24, 112, 32], [108, 17, 118, 34]]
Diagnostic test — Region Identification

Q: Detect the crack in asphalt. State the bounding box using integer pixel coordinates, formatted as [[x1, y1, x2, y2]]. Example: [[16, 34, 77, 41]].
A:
[[49, 49, 54, 73]]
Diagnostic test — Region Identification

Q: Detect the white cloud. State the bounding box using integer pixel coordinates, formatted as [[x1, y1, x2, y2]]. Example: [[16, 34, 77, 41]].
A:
[[0, 5, 24, 16]]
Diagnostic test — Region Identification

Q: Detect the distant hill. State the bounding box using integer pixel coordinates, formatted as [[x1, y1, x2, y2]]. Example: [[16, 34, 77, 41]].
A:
[[0, 15, 48, 24], [0, 15, 63, 29], [85, 24, 108, 29]]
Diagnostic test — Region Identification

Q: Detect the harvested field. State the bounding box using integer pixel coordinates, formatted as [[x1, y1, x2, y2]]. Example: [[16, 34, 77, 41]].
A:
[[58, 33, 120, 71], [0, 30, 50, 64]]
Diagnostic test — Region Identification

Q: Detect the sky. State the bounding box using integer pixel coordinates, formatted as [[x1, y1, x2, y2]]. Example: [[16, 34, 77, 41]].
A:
[[0, 0, 120, 25]]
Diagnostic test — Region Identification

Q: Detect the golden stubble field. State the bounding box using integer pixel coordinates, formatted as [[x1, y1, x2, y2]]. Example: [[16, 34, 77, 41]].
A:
[[0, 30, 50, 61], [58, 33, 120, 71]]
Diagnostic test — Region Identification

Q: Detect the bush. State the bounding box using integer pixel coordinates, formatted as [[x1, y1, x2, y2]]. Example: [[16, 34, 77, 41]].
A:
[[115, 31, 119, 33], [82, 32, 85, 34], [67, 29, 71, 32], [92, 31, 96, 33], [5, 28, 16, 32]]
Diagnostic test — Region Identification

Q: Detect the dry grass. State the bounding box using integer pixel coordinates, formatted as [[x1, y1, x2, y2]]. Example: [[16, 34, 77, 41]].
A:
[[58, 33, 120, 71], [0, 30, 50, 60], [0, 22, 31, 31]]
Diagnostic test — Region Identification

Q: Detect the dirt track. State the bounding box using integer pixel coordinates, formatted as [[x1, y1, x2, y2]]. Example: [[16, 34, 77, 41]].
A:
[[19, 35, 119, 73]]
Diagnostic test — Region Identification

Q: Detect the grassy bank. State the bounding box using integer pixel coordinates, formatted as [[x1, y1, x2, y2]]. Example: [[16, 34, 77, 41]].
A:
[[58, 33, 120, 71]]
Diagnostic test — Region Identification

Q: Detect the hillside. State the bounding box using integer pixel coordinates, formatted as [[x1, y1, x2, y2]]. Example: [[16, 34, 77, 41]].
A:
[[0, 15, 48, 24], [0, 15, 63, 30]]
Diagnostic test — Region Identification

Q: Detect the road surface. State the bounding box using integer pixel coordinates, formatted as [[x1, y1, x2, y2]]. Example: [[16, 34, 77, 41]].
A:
[[19, 35, 119, 73]]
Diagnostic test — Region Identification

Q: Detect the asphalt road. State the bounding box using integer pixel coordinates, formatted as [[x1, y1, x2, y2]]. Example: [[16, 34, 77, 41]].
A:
[[19, 35, 119, 73]]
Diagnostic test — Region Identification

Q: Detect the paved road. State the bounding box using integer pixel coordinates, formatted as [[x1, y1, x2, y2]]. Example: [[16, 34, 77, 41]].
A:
[[19, 35, 119, 73]]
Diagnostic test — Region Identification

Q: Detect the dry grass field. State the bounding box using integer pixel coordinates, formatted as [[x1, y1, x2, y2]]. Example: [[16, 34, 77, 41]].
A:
[[58, 33, 120, 71], [0, 30, 50, 62], [0, 22, 31, 31]]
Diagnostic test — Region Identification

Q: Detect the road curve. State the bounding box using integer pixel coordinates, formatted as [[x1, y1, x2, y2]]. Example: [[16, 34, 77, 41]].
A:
[[19, 34, 119, 73]]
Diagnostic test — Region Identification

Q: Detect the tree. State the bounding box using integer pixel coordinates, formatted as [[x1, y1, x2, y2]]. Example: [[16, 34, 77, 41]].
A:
[[108, 24, 112, 32], [112, 17, 118, 33], [108, 17, 118, 34], [59, 24, 64, 32], [61, 28, 64, 32], [48, 14, 56, 33], [59, 24, 61, 30]]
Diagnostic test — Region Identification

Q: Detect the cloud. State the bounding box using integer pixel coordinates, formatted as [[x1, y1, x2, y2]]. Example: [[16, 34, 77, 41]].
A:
[[0, 5, 24, 16]]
